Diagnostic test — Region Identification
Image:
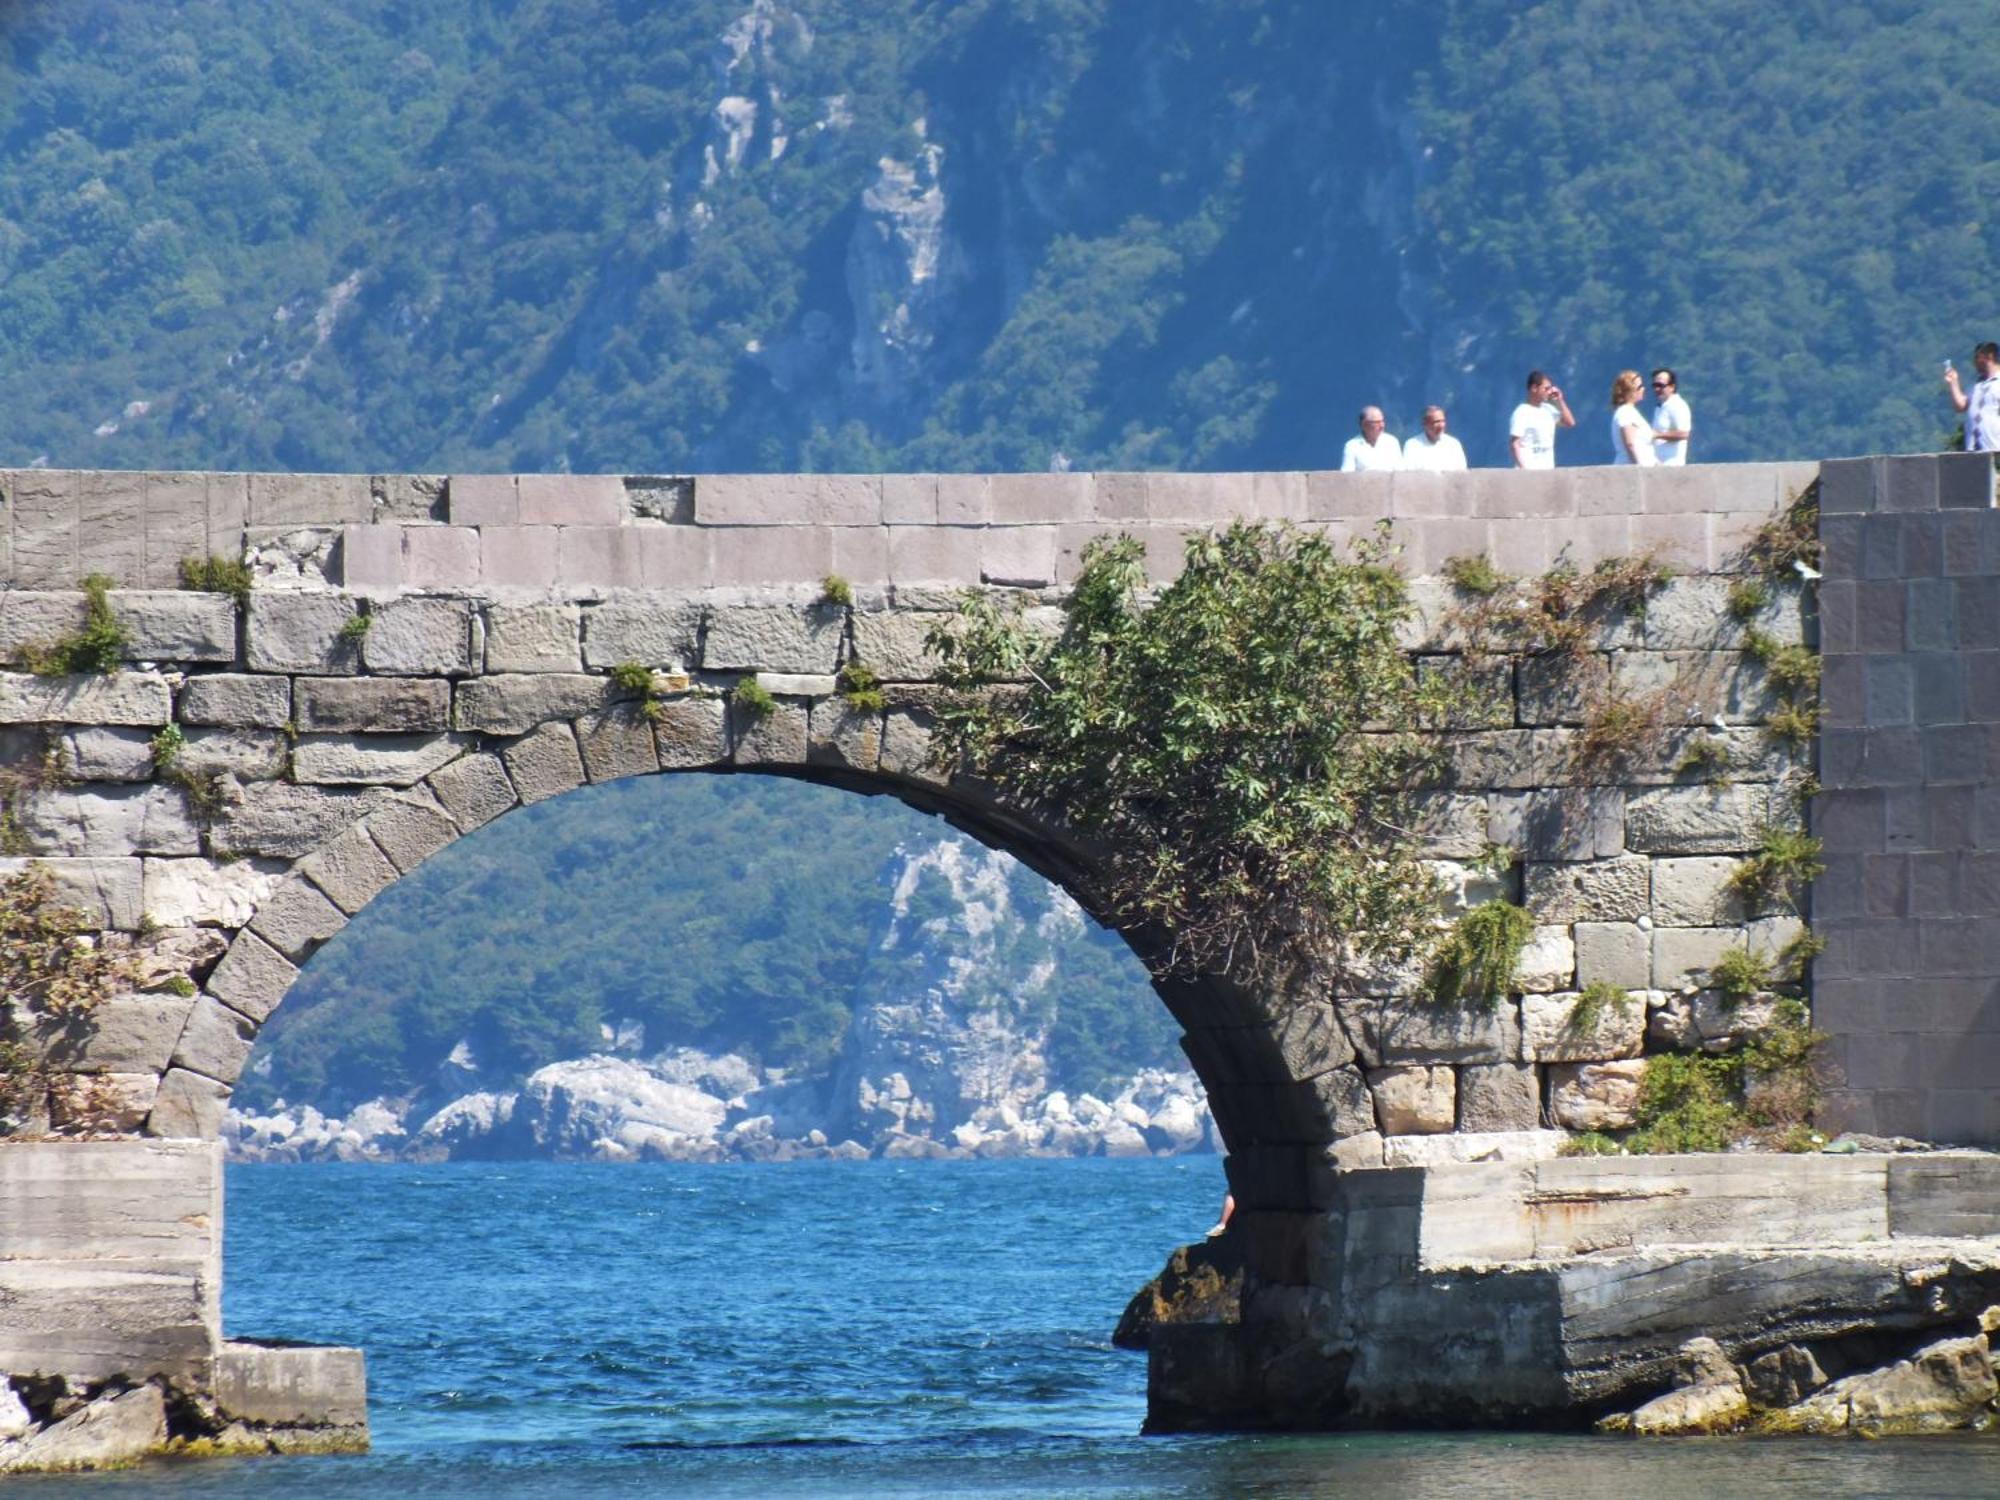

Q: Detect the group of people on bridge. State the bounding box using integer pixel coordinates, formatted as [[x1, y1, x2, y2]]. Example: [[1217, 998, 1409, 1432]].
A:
[[1341, 340, 2000, 474], [1339, 367, 1692, 474]]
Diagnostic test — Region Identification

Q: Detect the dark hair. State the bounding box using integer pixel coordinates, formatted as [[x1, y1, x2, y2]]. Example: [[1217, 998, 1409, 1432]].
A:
[[1651, 367, 1677, 390], [1526, 369, 1548, 391], [1977, 342, 1999, 363]]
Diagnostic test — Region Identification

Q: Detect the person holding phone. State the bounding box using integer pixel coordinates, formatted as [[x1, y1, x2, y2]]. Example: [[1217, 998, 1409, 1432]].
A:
[[1509, 369, 1575, 469], [1944, 342, 2000, 453]]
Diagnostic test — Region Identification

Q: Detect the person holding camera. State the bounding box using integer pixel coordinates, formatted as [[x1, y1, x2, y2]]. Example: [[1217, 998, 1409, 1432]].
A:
[[1509, 369, 1575, 469], [1944, 342, 2000, 453]]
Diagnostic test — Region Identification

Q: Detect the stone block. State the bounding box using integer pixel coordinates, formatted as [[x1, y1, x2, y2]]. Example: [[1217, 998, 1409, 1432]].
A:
[[248, 473, 370, 527], [454, 673, 612, 736], [730, 699, 808, 765], [483, 603, 582, 672], [1574, 922, 1651, 991], [1516, 926, 1575, 992], [806, 700, 883, 771], [709, 525, 833, 586], [652, 695, 727, 768], [696, 474, 880, 527], [887, 525, 983, 583], [18, 784, 199, 856], [75, 471, 145, 584], [1497, 788, 1627, 861], [990, 472, 1093, 524], [140, 857, 280, 928], [1338, 997, 1520, 1066], [1264, 1000, 1358, 1080], [1651, 926, 1742, 990], [210, 782, 389, 860], [1444, 730, 1578, 790], [426, 751, 517, 831], [204, 931, 298, 1023], [140, 474, 212, 589], [702, 605, 843, 673], [557, 526, 643, 588], [57, 726, 155, 781], [582, 600, 702, 669], [108, 592, 237, 662], [215, 1340, 369, 1430], [851, 610, 945, 680], [0, 856, 144, 930], [337, 522, 402, 593], [1625, 783, 1770, 854], [449, 474, 518, 526], [879, 708, 937, 779], [1407, 793, 1488, 858], [518, 473, 625, 526], [1457, 1063, 1542, 1132], [0, 592, 89, 662], [400, 525, 481, 589], [1547, 1058, 1645, 1129], [6, 471, 77, 587], [981, 526, 1058, 587], [881, 474, 939, 526], [364, 790, 460, 873], [757, 672, 836, 696], [33, 992, 190, 1074], [292, 732, 467, 786], [502, 722, 585, 804], [1614, 649, 1776, 725], [178, 673, 291, 729], [297, 825, 399, 914], [363, 597, 473, 675], [577, 706, 661, 782], [1651, 855, 1748, 926], [179, 728, 287, 782], [171, 995, 258, 1081], [246, 594, 362, 675], [1368, 1065, 1455, 1135], [480, 525, 560, 589], [248, 876, 348, 961], [637, 524, 709, 589], [831, 527, 890, 589], [296, 676, 451, 733], [936, 474, 989, 525], [0, 671, 173, 725], [1521, 991, 1645, 1062], [1523, 856, 1650, 922], [1516, 654, 1607, 727], [147, 1068, 233, 1138]]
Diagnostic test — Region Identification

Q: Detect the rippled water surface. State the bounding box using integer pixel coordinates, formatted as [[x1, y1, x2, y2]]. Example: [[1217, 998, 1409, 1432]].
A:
[[35, 1159, 2000, 1497]]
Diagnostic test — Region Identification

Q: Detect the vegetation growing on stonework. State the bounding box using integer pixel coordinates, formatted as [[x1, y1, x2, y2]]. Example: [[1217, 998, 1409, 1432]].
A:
[[22, 575, 127, 676], [1674, 733, 1734, 779], [1427, 899, 1535, 1010], [1728, 826, 1826, 910], [0, 865, 136, 1132], [1624, 1001, 1826, 1155], [927, 522, 1452, 985], [731, 677, 778, 724], [1441, 553, 1508, 597], [179, 555, 254, 607], [819, 575, 856, 608], [337, 612, 372, 643], [836, 662, 887, 714], [1569, 980, 1633, 1034]]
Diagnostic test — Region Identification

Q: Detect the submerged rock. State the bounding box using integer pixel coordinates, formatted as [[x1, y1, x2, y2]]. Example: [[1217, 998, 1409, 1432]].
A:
[[1113, 1235, 1246, 1351], [0, 1384, 166, 1474]]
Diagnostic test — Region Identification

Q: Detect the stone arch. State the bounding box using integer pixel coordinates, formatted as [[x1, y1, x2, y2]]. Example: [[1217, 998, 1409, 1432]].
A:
[[161, 699, 1332, 1186]]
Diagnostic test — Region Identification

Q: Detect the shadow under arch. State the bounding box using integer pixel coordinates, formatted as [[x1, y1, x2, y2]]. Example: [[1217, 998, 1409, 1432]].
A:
[[181, 707, 1345, 1196]]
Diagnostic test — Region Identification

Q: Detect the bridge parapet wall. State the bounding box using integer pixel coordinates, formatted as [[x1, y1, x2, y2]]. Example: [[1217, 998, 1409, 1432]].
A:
[[0, 464, 1814, 596]]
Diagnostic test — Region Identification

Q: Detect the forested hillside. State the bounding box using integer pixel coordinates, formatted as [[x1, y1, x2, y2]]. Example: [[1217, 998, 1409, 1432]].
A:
[[0, 0, 1992, 475], [237, 773, 1177, 1118]]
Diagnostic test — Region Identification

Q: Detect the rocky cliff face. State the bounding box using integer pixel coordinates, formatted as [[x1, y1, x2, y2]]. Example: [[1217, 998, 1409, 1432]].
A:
[[225, 838, 1214, 1163]]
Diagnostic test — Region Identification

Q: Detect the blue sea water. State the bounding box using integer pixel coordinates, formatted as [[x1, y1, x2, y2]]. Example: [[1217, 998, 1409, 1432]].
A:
[[33, 1158, 2000, 1498]]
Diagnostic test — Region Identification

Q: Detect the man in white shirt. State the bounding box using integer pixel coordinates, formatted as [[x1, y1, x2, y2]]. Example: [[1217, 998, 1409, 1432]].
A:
[[1508, 369, 1575, 469], [1340, 406, 1403, 472], [1650, 368, 1693, 465], [1402, 405, 1468, 471], [1945, 341, 2000, 453]]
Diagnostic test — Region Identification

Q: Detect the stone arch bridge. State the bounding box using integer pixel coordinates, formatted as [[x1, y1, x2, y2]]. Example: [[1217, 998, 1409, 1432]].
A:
[[1, 455, 1997, 1453]]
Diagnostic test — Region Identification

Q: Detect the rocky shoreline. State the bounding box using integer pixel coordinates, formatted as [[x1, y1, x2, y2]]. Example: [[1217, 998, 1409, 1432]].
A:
[[226, 1054, 1216, 1163]]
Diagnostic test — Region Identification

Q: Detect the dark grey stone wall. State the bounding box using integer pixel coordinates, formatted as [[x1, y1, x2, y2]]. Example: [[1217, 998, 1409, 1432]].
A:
[[1814, 452, 2000, 1143]]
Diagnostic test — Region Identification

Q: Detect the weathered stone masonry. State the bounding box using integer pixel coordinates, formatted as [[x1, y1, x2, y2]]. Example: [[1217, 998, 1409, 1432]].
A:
[[1, 455, 1996, 1445]]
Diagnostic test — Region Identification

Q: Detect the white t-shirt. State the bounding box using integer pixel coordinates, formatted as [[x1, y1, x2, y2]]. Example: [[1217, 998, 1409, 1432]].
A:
[[1509, 402, 1559, 469], [1402, 431, 1468, 471], [1651, 393, 1692, 466], [1340, 433, 1403, 473], [1966, 374, 2000, 453], [1612, 403, 1656, 466]]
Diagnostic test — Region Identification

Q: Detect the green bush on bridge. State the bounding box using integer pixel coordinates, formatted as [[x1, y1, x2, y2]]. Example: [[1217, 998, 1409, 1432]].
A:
[[926, 522, 1454, 986]]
